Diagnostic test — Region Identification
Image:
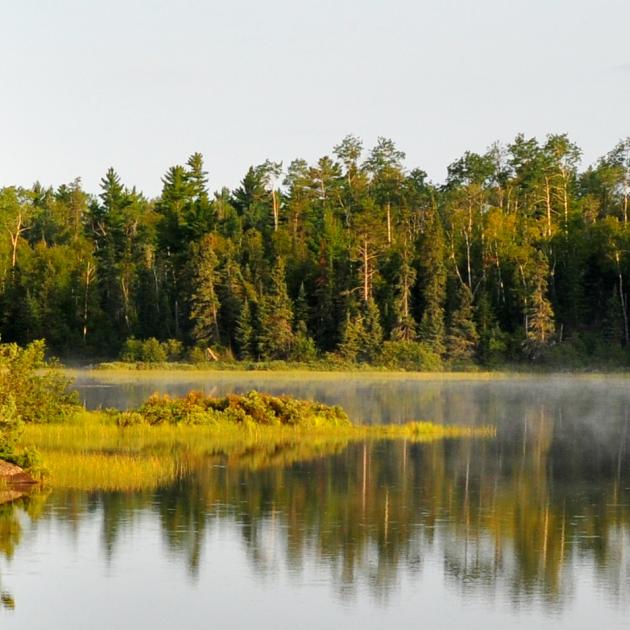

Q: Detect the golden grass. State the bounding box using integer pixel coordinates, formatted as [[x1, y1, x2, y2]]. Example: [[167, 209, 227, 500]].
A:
[[60, 367, 534, 381], [43, 452, 181, 492], [21, 407, 495, 492]]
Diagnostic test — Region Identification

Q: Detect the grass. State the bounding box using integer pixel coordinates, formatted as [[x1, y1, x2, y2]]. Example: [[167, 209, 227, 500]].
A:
[[42, 452, 181, 492], [88, 358, 630, 375], [63, 366, 542, 382], [19, 391, 495, 492]]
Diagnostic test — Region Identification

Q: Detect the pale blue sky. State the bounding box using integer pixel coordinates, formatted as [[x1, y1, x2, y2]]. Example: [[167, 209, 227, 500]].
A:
[[1, 0, 628, 197]]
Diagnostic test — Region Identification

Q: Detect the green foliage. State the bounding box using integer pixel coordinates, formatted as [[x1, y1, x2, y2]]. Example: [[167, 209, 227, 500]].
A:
[[4, 136, 630, 369], [417, 214, 446, 355], [120, 337, 184, 363], [257, 259, 295, 360], [0, 340, 78, 470], [340, 299, 383, 363], [190, 234, 221, 346], [290, 321, 318, 362], [376, 341, 442, 371], [0, 340, 78, 424], [125, 391, 351, 428], [446, 284, 479, 363]]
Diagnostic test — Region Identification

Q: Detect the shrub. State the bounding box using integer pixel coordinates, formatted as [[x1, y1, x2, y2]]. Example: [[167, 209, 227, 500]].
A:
[[187, 346, 208, 364], [140, 338, 167, 363], [120, 337, 182, 363], [120, 337, 143, 362], [124, 391, 351, 428], [0, 340, 79, 424], [290, 323, 318, 362], [0, 340, 78, 470], [376, 341, 442, 371]]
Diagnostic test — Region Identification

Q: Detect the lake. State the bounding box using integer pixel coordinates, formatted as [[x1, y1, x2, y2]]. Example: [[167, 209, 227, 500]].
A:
[[1, 371, 629, 629]]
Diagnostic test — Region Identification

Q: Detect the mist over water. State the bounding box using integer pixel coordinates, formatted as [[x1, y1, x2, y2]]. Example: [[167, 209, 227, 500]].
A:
[[1, 373, 629, 629]]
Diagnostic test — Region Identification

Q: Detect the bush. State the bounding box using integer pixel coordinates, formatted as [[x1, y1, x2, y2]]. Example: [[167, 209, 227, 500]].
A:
[[162, 339, 184, 362], [187, 346, 208, 364], [0, 340, 79, 424], [120, 337, 182, 363], [290, 323, 318, 362], [0, 340, 79, 470], [122, 391, 351, 428], [140, 338, 167, 363], [376, 341, 442, 371]]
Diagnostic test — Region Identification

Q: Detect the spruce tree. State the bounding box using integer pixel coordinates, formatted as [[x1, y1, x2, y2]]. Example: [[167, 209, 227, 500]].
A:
[[446, 284, 479, 362], [418, 213, 446, 355], [235, 298, 255, 359], [523, 256, 556, 358], [339, 299, 383, 363], [294, 281, 309, 329], [604, 287, 625, 346], [392, 254, 417, 341], [190, 235, 221, 347], [257, 259, 295, 359]]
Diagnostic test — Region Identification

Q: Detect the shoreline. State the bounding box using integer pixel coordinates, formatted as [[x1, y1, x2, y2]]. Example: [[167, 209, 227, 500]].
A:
[[60, 364, 630, 381]]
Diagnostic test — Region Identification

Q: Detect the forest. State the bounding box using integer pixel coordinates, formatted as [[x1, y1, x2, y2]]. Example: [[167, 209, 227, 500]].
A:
[[1, 133, 630, 368]]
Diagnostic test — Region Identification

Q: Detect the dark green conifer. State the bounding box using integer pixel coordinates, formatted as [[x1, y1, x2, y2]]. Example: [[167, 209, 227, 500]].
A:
[[190, 235, 221, 347], [257, 259, 295, 359], [446, 284, 479, 362]]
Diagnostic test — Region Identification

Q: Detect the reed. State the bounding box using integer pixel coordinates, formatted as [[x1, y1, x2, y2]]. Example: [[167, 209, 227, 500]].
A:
[[20, 390, 495, 492], [42, 451, 181, 492]]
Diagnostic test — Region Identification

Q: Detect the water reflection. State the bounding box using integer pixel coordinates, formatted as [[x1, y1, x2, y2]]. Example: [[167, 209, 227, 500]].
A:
[[2, 399, 629, 616]]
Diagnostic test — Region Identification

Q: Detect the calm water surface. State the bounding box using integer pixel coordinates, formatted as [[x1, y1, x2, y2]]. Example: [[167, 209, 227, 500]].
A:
[[1, 372, 629, 629]]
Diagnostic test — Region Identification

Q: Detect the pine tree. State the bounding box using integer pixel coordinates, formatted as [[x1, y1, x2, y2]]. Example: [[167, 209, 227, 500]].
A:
[[446, 284, 479, 362], [418, 213, 446, 355], [604, 287, 625, 345], [339, 313, 363, 362], [257, 259, 295, 359], [294, 281, 309, 329], [524, 256, 556, 358], [528, 282, 555, 344], [291, 320, 317, 361], [235, 298, 255, 359], [392, 253, 417, 341], [339, 299, 383, 363], [362, 298, 383, 359], [190, 235, 221, 347]]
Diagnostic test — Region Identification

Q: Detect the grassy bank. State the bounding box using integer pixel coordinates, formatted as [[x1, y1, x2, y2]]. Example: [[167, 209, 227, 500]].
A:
[[88, 359, 630, 376], [21, 391, 495, 492]]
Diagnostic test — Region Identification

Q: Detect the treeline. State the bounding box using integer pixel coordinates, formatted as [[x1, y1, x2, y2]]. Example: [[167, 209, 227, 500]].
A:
[[1, 134, 630, 367]]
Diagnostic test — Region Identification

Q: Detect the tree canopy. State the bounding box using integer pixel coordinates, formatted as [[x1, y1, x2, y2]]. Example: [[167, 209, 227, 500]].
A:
[[2, 134, 630, 367]]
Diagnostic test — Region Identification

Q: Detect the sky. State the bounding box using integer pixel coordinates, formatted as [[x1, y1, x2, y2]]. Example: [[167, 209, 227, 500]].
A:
[[0, 0, 628, 198]]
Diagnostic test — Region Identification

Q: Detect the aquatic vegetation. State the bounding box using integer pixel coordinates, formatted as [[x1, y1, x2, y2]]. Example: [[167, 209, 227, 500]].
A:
[[21, 390, 494, 492], [119, 390, 351, 428], [42, 451, 182, 492]]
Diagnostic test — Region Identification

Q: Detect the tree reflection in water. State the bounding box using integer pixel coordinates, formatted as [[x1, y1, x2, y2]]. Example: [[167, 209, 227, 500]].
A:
[[2, 400, 629, 611]]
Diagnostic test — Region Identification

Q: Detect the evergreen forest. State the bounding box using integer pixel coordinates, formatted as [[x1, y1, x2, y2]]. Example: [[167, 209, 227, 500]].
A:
[[2, 133, 630, 368]]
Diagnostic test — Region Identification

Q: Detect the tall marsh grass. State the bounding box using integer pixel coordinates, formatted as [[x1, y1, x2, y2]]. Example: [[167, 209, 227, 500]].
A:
[[21, 391, 495, 492], [43, 452, 181, 492]]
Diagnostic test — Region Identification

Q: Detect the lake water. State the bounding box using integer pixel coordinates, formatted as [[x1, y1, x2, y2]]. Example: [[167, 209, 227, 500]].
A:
[[1, 372, 629, 629]]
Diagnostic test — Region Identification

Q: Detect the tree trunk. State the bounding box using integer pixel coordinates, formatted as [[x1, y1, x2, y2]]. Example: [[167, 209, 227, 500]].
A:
[[362, 238, 369, 302], [272, 190, 279, 231], [82, 260, 94, 343]]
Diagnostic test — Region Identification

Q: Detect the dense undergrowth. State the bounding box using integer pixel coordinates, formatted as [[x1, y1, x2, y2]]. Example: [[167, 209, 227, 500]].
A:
[[96, 333, 630, 373], [0, 341, 79, 472], [116, 391, 351, 428]]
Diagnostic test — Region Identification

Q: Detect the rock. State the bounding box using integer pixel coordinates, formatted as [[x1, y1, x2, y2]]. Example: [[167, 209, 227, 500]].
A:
[[0, 459, 36, 485]]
